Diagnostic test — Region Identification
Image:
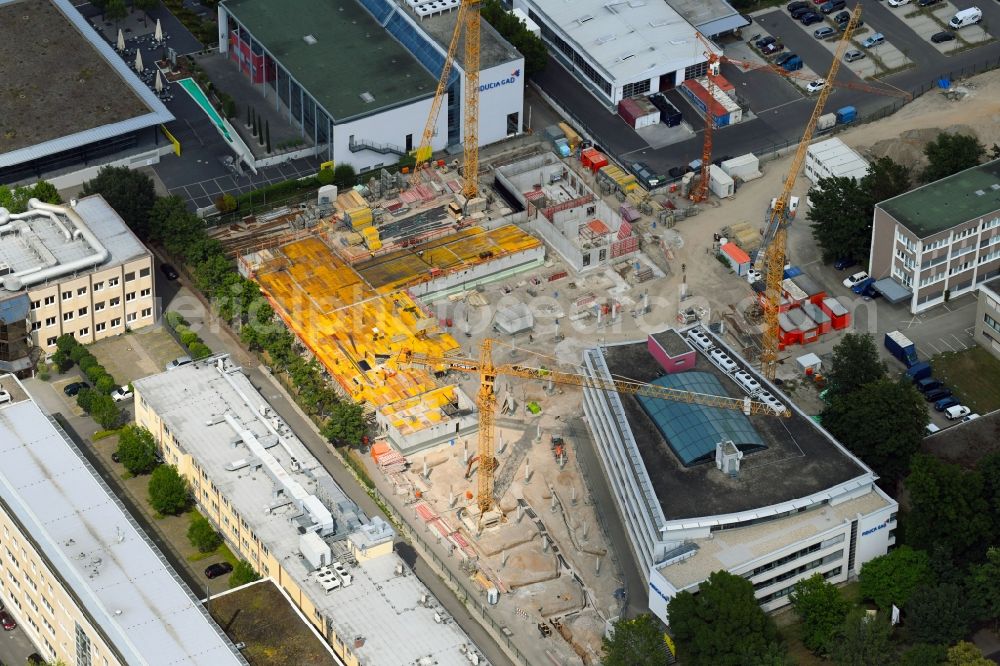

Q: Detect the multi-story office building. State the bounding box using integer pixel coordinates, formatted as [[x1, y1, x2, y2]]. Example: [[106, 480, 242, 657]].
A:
[[869, 159, 1000, 314], [581, 327, 897, 625], [0, 375, 245, 666], [0, 195, 154, 375], [134, 355, 490, 666], [974, 277, 1000, 358]]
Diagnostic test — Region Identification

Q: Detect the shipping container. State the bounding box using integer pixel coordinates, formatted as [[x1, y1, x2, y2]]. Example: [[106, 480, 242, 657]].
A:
[[618, 97, 659, 129], [721, 242, 750, 276], [835, 106, 857, 123], [709, 164, 734, 198], [680, 79, 730, 127], [885, 330, 919, 367], [720, 154, 761, 180], [558, 122, 581, 151], [580, 148, 609, 172], [817, 113, 837, 131]]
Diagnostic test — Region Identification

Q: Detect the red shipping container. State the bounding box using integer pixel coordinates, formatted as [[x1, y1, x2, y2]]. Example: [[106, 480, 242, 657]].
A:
[[681, 80, 728, 119], [618, 98, 642, 128], [821, 297, 851, 329]]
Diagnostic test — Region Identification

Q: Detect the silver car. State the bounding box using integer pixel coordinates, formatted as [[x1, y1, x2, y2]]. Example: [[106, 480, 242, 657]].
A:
[[845, 49, 865, 62]]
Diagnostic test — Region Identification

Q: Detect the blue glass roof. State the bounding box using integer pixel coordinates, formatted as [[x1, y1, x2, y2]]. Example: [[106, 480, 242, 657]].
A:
[[636, 372, 766, 467]]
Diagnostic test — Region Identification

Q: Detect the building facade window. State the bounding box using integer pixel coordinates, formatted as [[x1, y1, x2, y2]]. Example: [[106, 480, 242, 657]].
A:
[[622, 79, 651, 98]]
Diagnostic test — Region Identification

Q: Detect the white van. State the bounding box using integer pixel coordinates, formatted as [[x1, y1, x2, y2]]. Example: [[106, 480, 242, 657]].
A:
[[709, 348, 738, 373], [733, 370, 762, 396], [950, 7, 981, 28], [687, 329, 715, 352], [944, 405, 971, 420]]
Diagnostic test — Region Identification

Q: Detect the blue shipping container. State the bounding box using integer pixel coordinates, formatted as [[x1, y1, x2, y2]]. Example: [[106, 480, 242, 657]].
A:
[[784, 266, 803, 279], [836, 106, 857, 123]]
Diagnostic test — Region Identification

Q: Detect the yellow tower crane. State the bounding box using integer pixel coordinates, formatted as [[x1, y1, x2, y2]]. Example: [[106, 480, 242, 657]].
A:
[[757, 5, 866, 380], [413, 0, 481, 200], [400, 338, 791, 526]]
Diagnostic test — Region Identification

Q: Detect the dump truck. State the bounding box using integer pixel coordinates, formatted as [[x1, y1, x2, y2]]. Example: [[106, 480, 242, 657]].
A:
[[885, 330, 918, 367]]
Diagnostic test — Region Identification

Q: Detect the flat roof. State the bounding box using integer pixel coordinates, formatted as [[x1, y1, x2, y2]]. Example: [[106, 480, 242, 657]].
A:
[[878, 159, 1000, 238], [222, 0, 437, 122], [658, 490, 892, 590], [134, 356, 488, 666], [0, 0, 172, 168], [527, 0, 710, 84], [0, 196, 149, 294], [600, 329, 867, 520], [395, 0, 521, 70], [0, 376, 244, 665], [651, 329, 692, 358], [922, 408, 1000, 468]]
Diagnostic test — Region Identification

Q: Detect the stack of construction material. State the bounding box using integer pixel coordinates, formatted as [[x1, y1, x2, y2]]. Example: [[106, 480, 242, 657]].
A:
[[635, 264, 654, 283], [597, 164, 638, 193], [727, 222, 760, 254], [371, 441, 408, 473], [338, 190, 372, 231], [362, 226, 382, 251]]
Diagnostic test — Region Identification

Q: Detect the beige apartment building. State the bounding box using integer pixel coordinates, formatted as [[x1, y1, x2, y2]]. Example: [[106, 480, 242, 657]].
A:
[[869, 160, 1000, 314], [0, 195, 154, 375], [134, 355, 490, 666], [0, 375, 245, 666]]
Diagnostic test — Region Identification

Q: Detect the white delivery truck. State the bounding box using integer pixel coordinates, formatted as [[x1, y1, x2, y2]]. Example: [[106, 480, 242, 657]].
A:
[[950, 7, 982, 28]]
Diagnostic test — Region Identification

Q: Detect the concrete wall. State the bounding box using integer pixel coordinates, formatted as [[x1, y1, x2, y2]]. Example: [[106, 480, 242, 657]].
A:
[[477, 59, 526, 145], [333, 95, 447, 174], [409, 243, 546, 302]]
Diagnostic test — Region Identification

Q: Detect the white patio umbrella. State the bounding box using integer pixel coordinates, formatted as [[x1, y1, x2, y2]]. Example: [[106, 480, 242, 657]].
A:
[[116, 28, 125, 52], [134, 49, 144, 74], [154, 70, 163, 94], [154, 18, 163, 44]]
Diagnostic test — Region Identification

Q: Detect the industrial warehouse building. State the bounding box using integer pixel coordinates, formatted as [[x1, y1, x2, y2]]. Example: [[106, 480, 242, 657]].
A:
[[0, 196, 155, 376], [0, 377, 245, 666], [581, 327, 897, 623], [0, 0, 174, 187], [869, 159, 1000, 314], [804, 138, 870, 184], [218, 0, 524, 172], [134, 355, 490, 666], [512, 0, 742, 108]]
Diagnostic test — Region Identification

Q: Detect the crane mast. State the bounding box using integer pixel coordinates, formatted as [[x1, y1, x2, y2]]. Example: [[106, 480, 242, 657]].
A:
[[759, 5, 864, 379]]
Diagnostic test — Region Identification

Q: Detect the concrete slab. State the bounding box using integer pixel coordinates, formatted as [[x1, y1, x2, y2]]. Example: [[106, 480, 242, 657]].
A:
[[635, 122, 696, 149]]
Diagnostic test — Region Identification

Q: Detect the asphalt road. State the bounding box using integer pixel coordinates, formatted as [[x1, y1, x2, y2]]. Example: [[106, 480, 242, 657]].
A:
[[0, 623, 39, 666], [532, 0, 1000, 176]]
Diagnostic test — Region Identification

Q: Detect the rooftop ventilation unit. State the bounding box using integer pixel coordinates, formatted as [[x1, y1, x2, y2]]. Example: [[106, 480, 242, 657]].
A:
[[577, 14, 594, 24], [649, 19, 669, 27], [303, 34, 317, 45], [617, 53, 636, 61], [360, 91, 375, 103], [597, 34, 616, 44]]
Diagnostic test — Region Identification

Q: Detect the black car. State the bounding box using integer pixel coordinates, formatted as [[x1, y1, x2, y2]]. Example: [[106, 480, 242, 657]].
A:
[[787, 0, 810, 10], [713, 155, 734, 168], [791, 5, 813, 18], [205, 562, 234, 579], [924, 388, 952, 402], [918, 0, 941, 5], [668, 166, 686, 179], [63, 381, 90, 397], [801, 12, 824, 25], [159, 263, 179, 280], [834, 10, 850, 22], [834, 257, 857, 270], [755, 35, 776, 49], [931, 31, 956, 43], [775, 52, 797, 66], [762, 41, 785, 55]]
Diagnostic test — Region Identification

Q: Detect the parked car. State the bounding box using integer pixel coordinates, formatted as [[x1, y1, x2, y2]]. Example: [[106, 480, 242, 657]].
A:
[[775, 52, 797, 66], [945, 405, 971, 420], [861, 282, 882, 299], [63, 381, 90, 397], [668, 166, 686, 179], [755, 35, 776, 49], [806, 78, 826, 93], [111, 385, 133, 402], [629, 161, 663, 190], [935, 396, 961, 411], [0, 610, 16, 631], [918, 0, 941, 5], [801, 12, 824, 25], [814, 26, 836, 39], [925, 423, 941, 435], [787, 0, 810, 10], [205, 562, 234, 579], [791, 5, 814, 18], [833, 9, 850, 22], [762, 41, 785, 55], [961, 413, 981, 422], [820, 0, 846, 13], [924, 388, 953, 402], [863, 33, 886, 48], [165, 355, 193, 371], [844, 49, 866, 62], [834, 257, 857, 270], [842, 271, 869, 288], [159, 263, 179, 280], [931, 31, 956, 43], [0, 389, 11, 404], [888, 0, 910, 6]]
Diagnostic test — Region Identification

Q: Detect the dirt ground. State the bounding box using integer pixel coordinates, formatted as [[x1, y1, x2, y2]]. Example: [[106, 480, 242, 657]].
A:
[[88, 325, 186, 386]]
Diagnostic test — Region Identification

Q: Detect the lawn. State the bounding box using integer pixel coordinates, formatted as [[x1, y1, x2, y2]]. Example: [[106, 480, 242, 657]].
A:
[[931, 346, 1000, 415]]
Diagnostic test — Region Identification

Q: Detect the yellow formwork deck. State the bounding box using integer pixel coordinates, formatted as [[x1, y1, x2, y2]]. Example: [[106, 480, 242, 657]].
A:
[[380, 385, 460, 435], [354, 224, 541, 293], [254, 237, 461, 408]]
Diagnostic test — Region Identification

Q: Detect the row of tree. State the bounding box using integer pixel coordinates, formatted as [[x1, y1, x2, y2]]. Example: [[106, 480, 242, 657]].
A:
[[52, 334, 126, 430], [808, 134, 995, 266], [481, 0, 547, 77], [80, 167, 370, 446]]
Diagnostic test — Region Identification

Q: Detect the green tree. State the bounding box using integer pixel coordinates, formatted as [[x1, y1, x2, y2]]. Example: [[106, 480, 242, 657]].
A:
[[967, 547, 1000, 626], [80, 166, 156, 237], [89, 393, 121, 429], [790, 574, 850, 656], [831, 609, 894, 666], [862, 157, 910, 205], [105, 0, 127, 24], [947, 642, 992, 666], [148, 465, 189, 515], [321, 402, 370, 447], [186, 514, 222, 553], [668, 570, 784, 666], [923, 133, 985, 182], [228, 560, 260, 588], [55, 333, 78, 354], [821, 379, 928, 482], [978, 452, 1000, 537], [317, 167, 335, 185], [95, 374, 116, 394], [859, 546, 933, 610], [905, 455, 992, 562], [116, 425, 158, 475], [904, 583, 972, 646], [600, 614, 669, 666], [30, 181, 61, 205], [808, 176, 871, 263], [899, 644, 947, 666], [481, 0, 547, 76], [825, 333, 887, 399], [332, 163, 356, 188]]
